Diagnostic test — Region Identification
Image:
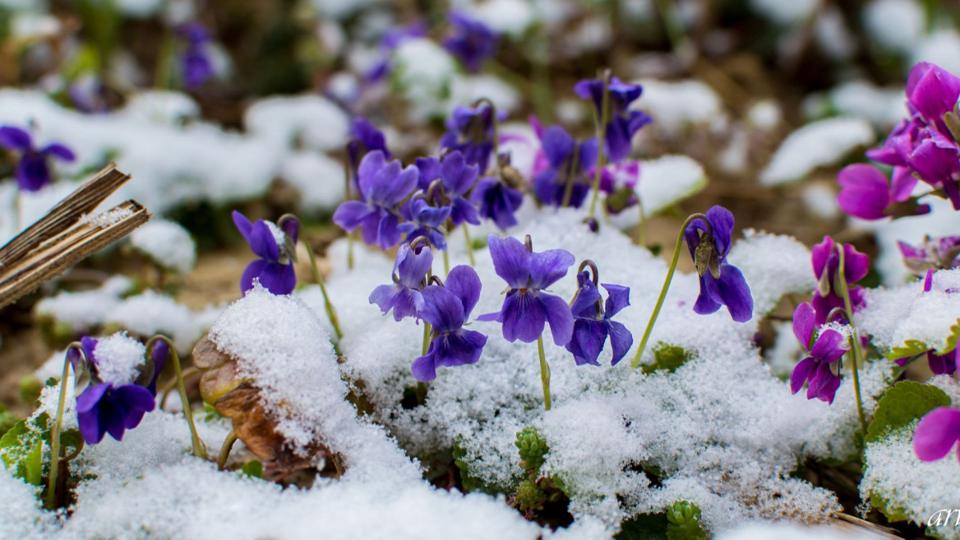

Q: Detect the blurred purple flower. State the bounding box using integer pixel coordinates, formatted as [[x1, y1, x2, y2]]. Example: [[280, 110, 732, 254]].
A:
[[899, 235, 960, 276], [443, 11, 498, 72], [412, 265, 487, 381], [178, 22, 214, 90], [598, 161, 640, 214], [478, 235, 574, 344], [365, 22, 427, 83], [232, 211, 297, 295], [836, 164, 923, 220], [347, 117, 391, 177], [471, 176, 523, 230], [0, 125, 75, 192], [333, 150, 419, 249], [440, 104, 497, 172], [574, 77, 651, 162], [533, 125, 598, 208]]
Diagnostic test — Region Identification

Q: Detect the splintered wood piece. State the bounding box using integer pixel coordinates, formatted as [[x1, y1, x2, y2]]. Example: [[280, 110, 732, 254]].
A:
[[0, 163, 149, 309], [0, 163, 130, 270]]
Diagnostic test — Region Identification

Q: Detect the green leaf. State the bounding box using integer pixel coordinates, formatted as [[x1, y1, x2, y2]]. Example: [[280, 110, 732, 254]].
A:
[[23, 440, 42, 486], [865, 381, 951, 443], [515, 427, 549, 474], [666, 500, 708, 540], [0, 420, 27, 453], [885, 318, 960, 360], [642, 344, 693, 374], [869, 491, 910, 523], [240, 460, 263, 479]]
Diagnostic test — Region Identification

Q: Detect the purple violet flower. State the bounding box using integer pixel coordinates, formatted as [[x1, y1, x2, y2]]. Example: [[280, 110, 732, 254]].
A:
[[533, 125, 599, 208], [412, 265, 488, 381], [415, 151, 482, 226], [810, 236, 869, 325], [0, 125, 75, 192], [478, 235, 575, 345], [365, 22, 427, 83], [836, 164, 924, 220], [177, 22, 215, 90], [789, 303, 848, 404], [232, 210, 298, 295], [471, 176, 523, 230], [574, 77, 651, 163], [440, 104, 497, 172], [684, 206, 753, 322], [73, 336, 157, 445], [333, 150, 419, 250], [928, 349, 958, 375], [443, 11, 498, 73], [399, 197, 451, 249], [566, 270, 633, 366], [906, 62, 960, 131], [369, 242, 433, 321], [914, 406, 960, 462]]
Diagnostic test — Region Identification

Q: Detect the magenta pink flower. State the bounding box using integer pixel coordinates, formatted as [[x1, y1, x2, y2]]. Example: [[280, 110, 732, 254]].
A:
[[914, 407, 960, 462]]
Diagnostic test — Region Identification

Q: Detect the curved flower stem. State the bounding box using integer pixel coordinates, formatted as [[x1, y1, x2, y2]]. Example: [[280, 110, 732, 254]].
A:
[[421, 322, 432, 356], [160, 365, 199, 409], [536, 335, 552, 410], [305, 242, 344, 341], [147, 336, 207, 459], [45, 342, 82, 510], [630, 213, 708, 369], [442, 247, 451, 276], [587, 70, 612, 220], [462, 225, 476, 266], [217, 429, 238, 471], [837, 246, 868, 437]]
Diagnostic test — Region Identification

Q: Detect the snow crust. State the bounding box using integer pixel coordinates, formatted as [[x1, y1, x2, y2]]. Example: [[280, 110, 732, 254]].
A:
[[90, 331, 147, 386], [760, 118, 874, 186], [129, 218, 197, 273]]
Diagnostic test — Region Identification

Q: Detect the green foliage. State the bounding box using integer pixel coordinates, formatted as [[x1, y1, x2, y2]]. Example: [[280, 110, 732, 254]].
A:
[[0, 405, 19, 437], [665, 500, 708, 540], [514, 479, 544, 513], [18, 376, 43, 406], [515, 427, 548, 474], [202, 403, 225, 422], [885, 318, 960, 360], [869, 491, 910, 523], [0, 415, 49, 486], [240, 460, 263, 479], [865, 381, 950, 443], [642, 343, 693, 374], [452, 442, 497, 494]]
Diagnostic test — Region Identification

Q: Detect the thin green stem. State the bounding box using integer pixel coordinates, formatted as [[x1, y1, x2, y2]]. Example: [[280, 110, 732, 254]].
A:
[[305, 243, 344, 341], [347, 233, 355, 271], [587, 72, 611, 219], [160, 365, 200, 410], [560, 141, 582, 208], [421, 322, 432, 356], [837, 246, 868, 436], [462, 225, 476, 266], [148, 336, 207, 459], [631, 213, 707, 368], [45, 343, 80, 510], [442, 246, 450, 276], [217, 429, 238, 471], [537, 336, 551, 410], [636, 196, 647, 246]]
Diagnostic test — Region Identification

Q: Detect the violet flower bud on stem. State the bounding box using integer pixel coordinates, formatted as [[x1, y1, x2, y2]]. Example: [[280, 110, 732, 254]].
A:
[[46, 342, 83, 509], [147, 335, 207, 459], [631, 213, 709, 369], [837, 245, 868, 436], [587, 69, 612, 221]]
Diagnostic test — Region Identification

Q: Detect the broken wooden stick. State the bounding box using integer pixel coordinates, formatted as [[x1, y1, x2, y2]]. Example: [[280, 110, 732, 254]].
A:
[[0, 163, 150, 309]]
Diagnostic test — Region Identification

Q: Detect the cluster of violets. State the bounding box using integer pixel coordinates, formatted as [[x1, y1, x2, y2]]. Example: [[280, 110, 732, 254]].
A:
[[837, 62, 960, 221]]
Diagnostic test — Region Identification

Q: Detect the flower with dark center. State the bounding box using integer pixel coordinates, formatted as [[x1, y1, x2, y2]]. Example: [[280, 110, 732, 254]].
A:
[[479, 235, 574, 345], [565, 264, 633, 366], [333, 150, 419, 249], [369, 241, 433, 321], [232, 210, 298, 295], [0, 125, 75, 192], [415, 151, 482, 226], [412, 265, 487, 381], [684, 206, 753, 322], [789, 303, 848, 404]]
